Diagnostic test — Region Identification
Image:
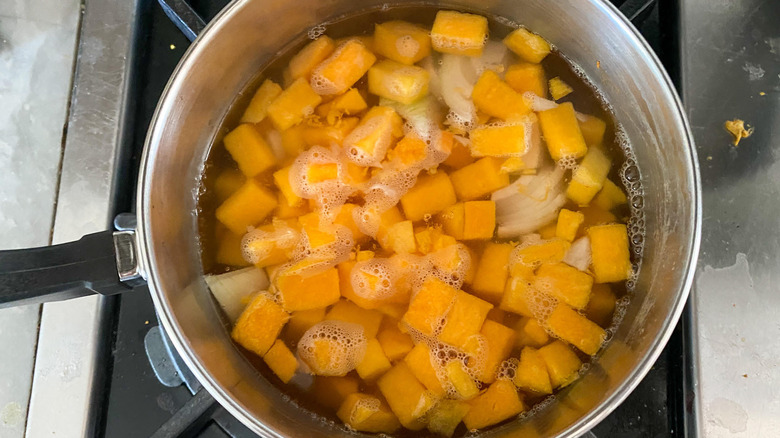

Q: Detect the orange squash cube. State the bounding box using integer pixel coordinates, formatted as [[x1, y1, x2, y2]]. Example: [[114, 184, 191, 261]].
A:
[[373, 21, 431, 65], [267, 78, 323, 131], [377, 318, 415, 361], [471, 320, 516, 383], [223, 124, 277, 177], [463, 200, 495, 240], [375, 204, 405, 245], [338, 261, 386, 310], [242, 224, 295, 268], [538, 340, 582, 388], [377, 362, 437, 430], [298, 212, 337, 249], [325, 300, 383, 338], [381, 220, 417, 254], [388, 134, 428, 168], [404, 343, 446, 396], [280, 124, 307, 157], [400, 171, 457, 221], [538, 102, 588, 161], [588, 224, 632, 283], [446, 360, 480, 400], [213, 169, 245, 202], [312, 375, 359, 409], [500, 272, 534, 317], [442, 138, 475, 170], [548, 77, 573, 100], [471, 70, 532, 121], [302, 116, 359, 148], [469, 122, 532, 157], [287, 36, 336, 82], [511, 239, 571, 271], [515, 317, 550, 348], [241, 79, 282, 124], [427, 399, 471, 437], [276, 267, 340, 311], [343, 105, 403, 166], [580, 205, 618, 231], [534, 262, 593, 310], [577, 113, 607, 148], [556, 209, 585, 242], [450, 157, 510, 201], [216, 179, 278, 234], [356, 338, 392, 380], [463, 379, 524, 430], [472, 242, 514, 304], [538, 222, 558, 240], [439, 291, 493, 349], [273, 166, 303, 208], [503, 27, 551, 63], [333, 203, 367, 243], [414, 226, 455, 254], [592, 179, 628, 212], [286, 307, 326, 341], [231, 292, 289, 357], [263, 339, 298, 383], [513, 346, 552, 395], [337, 393, 401, 434], [586, 283, 617, 327], [368, 59, 430, 104], [402, 276, 458, 336], [311, 39, 377, 96], [305, 162, 340, 184], [547, 303, 606, 355], [430, 10, 489, 57], [215, 231, 250, 267], [439, 203, 465, 239], [274, 192, 309, 219], [567, 146, 612, 205], [316, 88, 368, 125], [505, 63, 547, 98]]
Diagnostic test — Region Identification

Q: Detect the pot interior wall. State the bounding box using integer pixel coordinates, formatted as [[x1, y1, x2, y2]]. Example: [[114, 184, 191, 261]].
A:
[[140, 0, 697, 436]]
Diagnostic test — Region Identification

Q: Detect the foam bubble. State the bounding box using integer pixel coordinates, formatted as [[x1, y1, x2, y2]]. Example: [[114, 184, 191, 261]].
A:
[[297, 320, 367, 376], [350, 258, 398, 301], [556, 155, 579, 170], [307, 25, 327, 40], [427, 243, 471, 290], [289, 146, 357, 218], [343, 116, 396, 167], [496, 357, 519, 381], [395, 35, 420, 59], [351, 397, 381, 423], [240, 220, 301, 264]]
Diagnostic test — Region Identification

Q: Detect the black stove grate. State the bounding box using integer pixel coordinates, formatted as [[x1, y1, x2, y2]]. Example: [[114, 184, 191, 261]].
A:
[[98, 1, 689, 437]]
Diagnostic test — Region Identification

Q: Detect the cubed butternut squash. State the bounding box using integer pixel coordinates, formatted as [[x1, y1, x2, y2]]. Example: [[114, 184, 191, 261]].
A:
[[588, 224, 632, 283], [567, 146, 612, 205], [216, 179, 278, 234], [503, 27, 551, 64], [578, 113, 607, 148], [337, 393, 401, 434], [374, 20, 431, 65], [213, 169, 245, 202], [343, 105, 403, 166], [505, 63, 547, 98], [241, 79, 283, 124], [513, 346, 552, 395], [333, 203, 367, 243], [311, 39, 377, 96], [538, 222, 558, 240], [377, 362, 437, 430], [515, 317, 550, 348], [586, 283, 617, 327], [381, 220, 417, 254], [302, 116, 360, 148], [556, 209, 585, 242], [325, 300, 383, 338], [463, 200, 496, 240], [446, 360, 480, 400], [430, 10, 489, 57], [402, 276, 458, 336], [511, 239, 571, 271], [439, 203, 465, 239], [548, 77, 573, 100], [450, 157, 510, 201], [231, 292, 289, 357], [277, 267, 341, 311], [546, 303, 606, 355], [538, 340, 582, 388], [592, 179, 628, 212], [378, 318, 415, 361], [427, 400, 471, 438], [471, 320, 516, 383], [356, 338, 393, 380], [534, 262, 593, 310], [286, 307, 326, 341], [215, 231, 250, 267], [312, 375, 360, 409], [500, 272, 534, 317], [471, 70, 532, 121], [273, 166, 303, 208], [439, 291, 493, 349], [267, 78, 323, 131], [316, 88, 368, 125], [469, 122, 532, 157], [273, 191, 308, 219], [287, 36, 336, 82], [368, 59, 430, 104], [472, 242, 514, 304], [400, 171, 457, 221], [223, 124, 277, 177], [463, 379, 525, 430], [442, 138, 475, 170], [263, 339, 298, 383], [404, 343, 446, 396], [538, 102, 588, 162], [414, 226, 456, 255], [388, 134, 428, 168]]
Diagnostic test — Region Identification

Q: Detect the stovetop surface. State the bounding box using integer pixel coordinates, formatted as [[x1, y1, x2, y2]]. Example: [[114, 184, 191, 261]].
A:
[[99, 1, 690, 436]]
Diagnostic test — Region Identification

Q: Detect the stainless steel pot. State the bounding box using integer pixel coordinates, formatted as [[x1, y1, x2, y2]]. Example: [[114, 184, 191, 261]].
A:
[[0, 0, 700, 436]]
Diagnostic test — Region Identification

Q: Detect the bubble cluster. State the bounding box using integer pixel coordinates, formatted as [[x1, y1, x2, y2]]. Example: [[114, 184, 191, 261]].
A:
[[351, 396, 381, 423], [240, 220, 301, 265], [556, 155, 579, 170], [495, 357, 519, 381], [343, 117, 395, 167], [307, 25, 327, 40], [297, 320, 367, 376], [395, 35, 420, 59], [289, 146, 356, 219], [351, 258, 398, 301]]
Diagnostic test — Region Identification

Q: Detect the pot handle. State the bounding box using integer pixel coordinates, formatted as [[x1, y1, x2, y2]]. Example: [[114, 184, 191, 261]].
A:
[[0, 214, 144, 309], [158, 0, 206, 42], [618, 0, 656, 23]]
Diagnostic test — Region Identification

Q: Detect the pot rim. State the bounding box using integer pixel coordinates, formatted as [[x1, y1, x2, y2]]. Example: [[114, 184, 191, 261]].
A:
[[137, 0, 702, 436]]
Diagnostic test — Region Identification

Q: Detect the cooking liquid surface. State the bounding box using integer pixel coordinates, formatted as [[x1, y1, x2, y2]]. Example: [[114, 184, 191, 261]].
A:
[[196, 6, 641, 436]]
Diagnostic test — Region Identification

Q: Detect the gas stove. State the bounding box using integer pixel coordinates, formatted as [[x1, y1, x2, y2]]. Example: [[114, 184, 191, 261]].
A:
[[34, 0, 776, 436]]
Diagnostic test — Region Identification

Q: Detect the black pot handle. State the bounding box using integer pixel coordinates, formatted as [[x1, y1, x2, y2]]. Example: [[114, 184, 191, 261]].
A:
[[158, 0, 206, 42], [618, 0, 656, 24], [0, 215, 143, 309]]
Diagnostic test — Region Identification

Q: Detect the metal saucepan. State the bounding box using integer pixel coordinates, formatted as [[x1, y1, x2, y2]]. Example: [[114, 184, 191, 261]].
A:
[[0, 0, 700, 436]]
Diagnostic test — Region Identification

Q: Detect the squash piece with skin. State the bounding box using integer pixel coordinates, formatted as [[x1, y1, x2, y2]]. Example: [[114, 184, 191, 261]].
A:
[[430, 10, 489, 57]]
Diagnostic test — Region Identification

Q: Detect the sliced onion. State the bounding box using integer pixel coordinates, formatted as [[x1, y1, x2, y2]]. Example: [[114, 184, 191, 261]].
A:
[[492, 166, 567, 238], [564, 236, 592, 271]]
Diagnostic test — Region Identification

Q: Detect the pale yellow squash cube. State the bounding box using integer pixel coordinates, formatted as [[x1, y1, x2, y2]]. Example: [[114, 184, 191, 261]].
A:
[[586, 283, 617, 327], [223, 124, 277, 177], [267, 78, 323, 131], [337, 393, 401, 433], [538, 340, 582, 388], [381, 220, 417, 254], [316, 88, 368, 125], [402, 276, 458, 336], [427, 399, 471, 437], [463, 200, 496, 240], [310, 39, 377, 96], [368, 59, 430, 104], [373, 20, 431, 65], [534, 262, 593, 310], [503, 27, 551, 63], [546, 303, 606, 355], [513, 346, 552, 395], [356, 338, 392, 380], [325, 299, 384, 338], [472, 242, 514, 304], [231, 292, 289, 357], [578, 113, 608, 148], [241, 79, 282, 124], [377, 318, 415, 361], [548, 77, 573, 100], [430, 10, 489, 57], [387, 134, 428, 168], [463, 379, 525, 430], [446, 360, 480, 400], [286, 36, 336, 82], [439, 291, 493, 349], [404, 343, 445, 396], [505, 63, 547, 98], [216, 179, 278, 234], [343, 105, 404, 166], [302, 116, 359, 148], [273, 166, 303, 208], [511, 239, 571, 271], [280, 124, 307, 157], [500, 272, 534, 317], [377, 362, 437, 430], [400, 171, 457, 221], [567, 146, 612, 205], [538, 102, 588, 161], [588, 224, 632, 283], [514, 317, 550, 348], [556, 208, 585, 242], [471, 70, 532, 121], [263, 339, 298, 383], [592, 179, 628, 212]]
